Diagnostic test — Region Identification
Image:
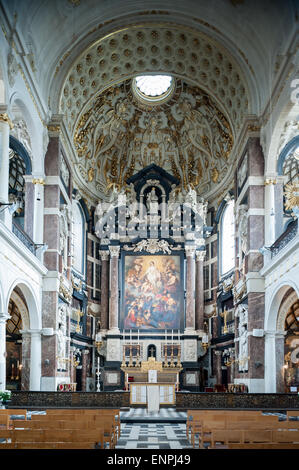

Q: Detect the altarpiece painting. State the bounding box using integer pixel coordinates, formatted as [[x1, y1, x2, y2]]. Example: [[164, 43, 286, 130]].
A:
[[122, 255, 181, 330]]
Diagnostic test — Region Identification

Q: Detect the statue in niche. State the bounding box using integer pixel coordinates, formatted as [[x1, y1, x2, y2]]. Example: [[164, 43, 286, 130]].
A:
[[59, 207, 69, 275], [237, 204, 248, 275], [237, 304, 249, 372], [146, 187, 159, 214]]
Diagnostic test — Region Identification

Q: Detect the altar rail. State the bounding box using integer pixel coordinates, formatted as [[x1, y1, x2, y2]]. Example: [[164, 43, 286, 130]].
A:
[[176, 392, 299, 410], [7, 391, 299, 410], [7, 391, 130, 409]]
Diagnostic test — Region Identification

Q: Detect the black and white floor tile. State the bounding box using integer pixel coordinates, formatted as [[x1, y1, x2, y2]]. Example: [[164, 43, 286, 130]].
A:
[[115, 423, 192, 449], [120, 407, 187, 422]]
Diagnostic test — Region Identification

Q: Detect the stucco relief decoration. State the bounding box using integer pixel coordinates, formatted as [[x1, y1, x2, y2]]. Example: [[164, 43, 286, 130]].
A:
[[57, 304, 68, 370], [73, 80, 233, 198], [59, 204, 72, 275], [235, 303, 249, 372], [10, 118, 32, 157], [236, 203, 248, 273], [7, 52, 18, 88]]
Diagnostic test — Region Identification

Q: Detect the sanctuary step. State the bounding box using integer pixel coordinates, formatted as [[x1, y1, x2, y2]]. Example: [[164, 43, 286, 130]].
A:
[[120, 407, 187, 423]]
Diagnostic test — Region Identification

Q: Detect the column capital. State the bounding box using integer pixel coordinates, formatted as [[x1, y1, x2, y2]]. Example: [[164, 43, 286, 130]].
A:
[[99, 250, 110, 261], [196, 250, 206, 262], [109, 245, 120, 258], [0, 112, 14, 129], [264, 177, 277, 186], [185, 245, 196, 257], [0, 312, 11, 323]]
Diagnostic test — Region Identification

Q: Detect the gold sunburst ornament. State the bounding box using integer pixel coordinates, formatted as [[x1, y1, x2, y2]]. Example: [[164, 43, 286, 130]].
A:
[[284, 182, 299, 211]]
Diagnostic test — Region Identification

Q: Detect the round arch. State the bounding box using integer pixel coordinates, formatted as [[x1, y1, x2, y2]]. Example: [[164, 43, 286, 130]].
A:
[[264, 282, 299, 392], [5, 280, 41, 331], [265, 282, 299, 333]]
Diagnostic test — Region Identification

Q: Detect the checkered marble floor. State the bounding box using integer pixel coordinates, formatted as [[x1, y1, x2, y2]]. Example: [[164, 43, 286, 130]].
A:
[[120, 407, 187, 422], [115, 422, 192, 449]]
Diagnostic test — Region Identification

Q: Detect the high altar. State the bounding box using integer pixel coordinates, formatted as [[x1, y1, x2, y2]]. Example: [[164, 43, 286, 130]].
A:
[[95, 164, 209, 398]]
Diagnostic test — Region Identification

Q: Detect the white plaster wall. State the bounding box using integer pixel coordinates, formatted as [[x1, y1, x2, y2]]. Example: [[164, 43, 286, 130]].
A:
[[0, 220, 47, 390]]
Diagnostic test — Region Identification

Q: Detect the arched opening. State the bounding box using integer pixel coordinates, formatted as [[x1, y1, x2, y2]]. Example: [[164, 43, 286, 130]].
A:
[[265, 284, 299, 392], [5, 281, 41, 391], [283, 298, 299, 392], [6, 287, 29, 391], [147, 344, 156, 359]]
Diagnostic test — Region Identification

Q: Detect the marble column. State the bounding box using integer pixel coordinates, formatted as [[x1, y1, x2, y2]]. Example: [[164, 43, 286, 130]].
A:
[[99, 250, 110, 330], [108, 245, 120, 332], [30, 330, 42, 391], [264, 331, 276, 392], [185, 245, 196, 331], [195, 250, 206, 331], [81, 350, 89, 392], [264, 177, 276, 247], [0, 110, 13, 227], [214, 350, 222, 385], [0, 312, 10, 392], [275, 332, 285, 393], [20, 331, 31, 391]]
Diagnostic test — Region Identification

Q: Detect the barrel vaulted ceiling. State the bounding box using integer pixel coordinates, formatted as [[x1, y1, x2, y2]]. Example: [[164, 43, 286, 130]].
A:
[[1, 0, 297, 202]]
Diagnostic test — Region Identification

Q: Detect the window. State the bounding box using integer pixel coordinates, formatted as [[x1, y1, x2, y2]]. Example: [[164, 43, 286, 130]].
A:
[[72, 201, 85, 275], [132, 74, 175, 104], [220, 200, 235, 276], [283, 147, 299, 184]]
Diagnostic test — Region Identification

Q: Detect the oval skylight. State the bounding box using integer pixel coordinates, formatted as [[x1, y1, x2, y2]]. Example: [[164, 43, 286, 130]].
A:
[[135, 75, 172, 97], [132, 75, 175, 104]]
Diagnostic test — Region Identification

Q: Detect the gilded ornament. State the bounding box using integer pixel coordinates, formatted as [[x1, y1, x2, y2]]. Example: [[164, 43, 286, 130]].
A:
[[211, 168, 219, 183], [284, 182, 299, 211], [0, 113, 14, 129]]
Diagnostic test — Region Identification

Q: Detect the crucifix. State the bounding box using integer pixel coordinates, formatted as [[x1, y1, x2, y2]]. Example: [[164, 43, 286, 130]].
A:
[[149, 346, 155, 357], [220, 309, 229, 334]]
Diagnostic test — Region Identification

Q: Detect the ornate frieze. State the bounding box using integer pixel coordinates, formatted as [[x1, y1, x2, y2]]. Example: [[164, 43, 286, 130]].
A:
[[123, 239, 181, 254]]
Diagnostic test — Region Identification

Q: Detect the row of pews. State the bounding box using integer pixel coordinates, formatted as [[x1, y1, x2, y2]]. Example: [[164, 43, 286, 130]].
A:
[[0, 408, 120, 449], [186, 409, 299, 449]]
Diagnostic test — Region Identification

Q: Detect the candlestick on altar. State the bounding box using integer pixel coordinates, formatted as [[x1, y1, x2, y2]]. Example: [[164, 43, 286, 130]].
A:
[[178, 329, 180, 342], [96, 356, 101, 392], [171, 329, 173, 345], [165, 329, 167, 342], [137, 329, 139, 345], [130, 329, 132, 345]]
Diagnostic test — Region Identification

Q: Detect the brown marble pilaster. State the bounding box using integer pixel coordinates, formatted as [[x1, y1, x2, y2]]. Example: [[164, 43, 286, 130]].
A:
[[81, 350, 88, 392], [195, 250, 205, 331], [99, 251, 110, 330], [185, 245, 196, 331], [108, 245, 120, 332], [214, 350, 222, 385]]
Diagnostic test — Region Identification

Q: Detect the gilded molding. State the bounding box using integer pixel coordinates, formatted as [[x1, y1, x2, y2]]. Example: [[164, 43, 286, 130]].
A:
[[32, 178, 45, 185]]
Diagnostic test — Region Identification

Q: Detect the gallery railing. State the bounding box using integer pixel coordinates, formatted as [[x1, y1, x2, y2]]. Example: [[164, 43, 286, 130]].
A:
[[271, 218, 298, 258], [12, 220, 37, 256]]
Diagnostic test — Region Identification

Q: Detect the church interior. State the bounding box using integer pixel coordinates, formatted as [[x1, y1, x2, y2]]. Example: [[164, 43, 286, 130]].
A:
[[0, 0, 299, 451]]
